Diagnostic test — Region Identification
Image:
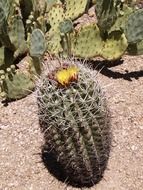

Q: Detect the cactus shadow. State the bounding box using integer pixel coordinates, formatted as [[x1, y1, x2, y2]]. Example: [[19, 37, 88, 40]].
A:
[[41, 146, 68, 183], [88, 59, 143, 81], [41, 145, 104, 188]]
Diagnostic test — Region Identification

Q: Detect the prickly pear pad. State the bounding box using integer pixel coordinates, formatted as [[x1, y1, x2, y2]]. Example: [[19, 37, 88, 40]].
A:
[[71, 24, 103, 58], [65, 0, 88, 20]]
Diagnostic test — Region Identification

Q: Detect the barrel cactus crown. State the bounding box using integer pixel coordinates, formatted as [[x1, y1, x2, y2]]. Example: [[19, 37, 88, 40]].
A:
[[36, 59, 111, 187]]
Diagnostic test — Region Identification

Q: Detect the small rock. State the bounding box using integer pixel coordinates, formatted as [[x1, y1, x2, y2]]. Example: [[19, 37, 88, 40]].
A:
[[0, 124, 9, 130], [131, 145, 138, 151]]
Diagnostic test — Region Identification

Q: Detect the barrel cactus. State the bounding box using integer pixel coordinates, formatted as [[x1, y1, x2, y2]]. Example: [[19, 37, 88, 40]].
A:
[[37, 59, 111, 187]]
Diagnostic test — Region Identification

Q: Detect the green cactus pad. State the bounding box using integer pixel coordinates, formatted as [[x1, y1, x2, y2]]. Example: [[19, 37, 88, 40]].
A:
[[65, 0, 88, 20], [9, 16, 25, 46], [95, 0, 117, 31], [71, 23, 128, 60], [30, 29, 46, 57], [109, 5, 133, 33], [127, 40, 143, 55], [46, 3, 64, 54], [101, 32, 128, 60], [46, 0, 58, 11], [0, 7, 7, 33], [9, 16, 27, 56], [59, 19, 73, 34], [5, 72, 35, 100], [0, 0, 13, 19], [125, 9, 143, 43], [71, 24, 103, 58], [0, 7, 12, 48], [37, 61, 111, 187], [48, 3, 64, 31], [46, 31, 63, 55], [29, 29, 46, 75], [133, 40, 143, 55]]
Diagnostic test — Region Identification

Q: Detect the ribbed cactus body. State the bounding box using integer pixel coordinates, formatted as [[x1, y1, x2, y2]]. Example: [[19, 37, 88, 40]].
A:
[[37, 62, 111, 187]]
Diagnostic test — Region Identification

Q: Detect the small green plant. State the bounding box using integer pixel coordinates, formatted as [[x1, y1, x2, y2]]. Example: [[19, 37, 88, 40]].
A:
[[37, 60, 111, 187]]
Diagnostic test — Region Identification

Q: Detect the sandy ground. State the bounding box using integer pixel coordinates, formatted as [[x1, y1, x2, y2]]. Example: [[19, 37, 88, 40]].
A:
[[0, 55, 143, 190]]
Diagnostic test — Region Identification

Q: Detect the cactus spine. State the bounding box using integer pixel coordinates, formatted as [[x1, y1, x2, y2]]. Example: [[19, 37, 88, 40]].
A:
[[37, 60, 111, 187]]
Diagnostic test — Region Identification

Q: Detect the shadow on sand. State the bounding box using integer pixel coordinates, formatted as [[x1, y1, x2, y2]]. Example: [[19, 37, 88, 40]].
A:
[[88, 59, 143, 81]]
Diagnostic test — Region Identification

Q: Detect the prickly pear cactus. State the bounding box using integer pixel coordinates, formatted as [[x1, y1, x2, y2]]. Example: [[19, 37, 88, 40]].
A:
[[29, 29, 46, 75], [59, 19, 73, 34], [71, 24, 103, 58], [46, 2, 64, 54], [71, 23, 128, 60], [4, 72, 34, 100], [0, 27, 46, 101], [46, 0, 89, 55], [65, 0, 89, 20], [95, 0, 117, 31], [0, 7, 13, 49], [109, 4, 133, 33], [46, 0, 58, 11], [101, 31, 128, 60], [30, 29, 46, 58], [9, 15, 28, 58], [125, 9, 143, 43], [0, 0, 47, 101], [0, 0, 13, 19], [127, 40, 143, 55], [0, 66, 34, 100], [37, 60, 111, 187]]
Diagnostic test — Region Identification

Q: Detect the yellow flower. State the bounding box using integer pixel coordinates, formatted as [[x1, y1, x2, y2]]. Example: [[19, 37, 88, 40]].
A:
[[67, 66, 79, 80], [55, 66, 79, 86]]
